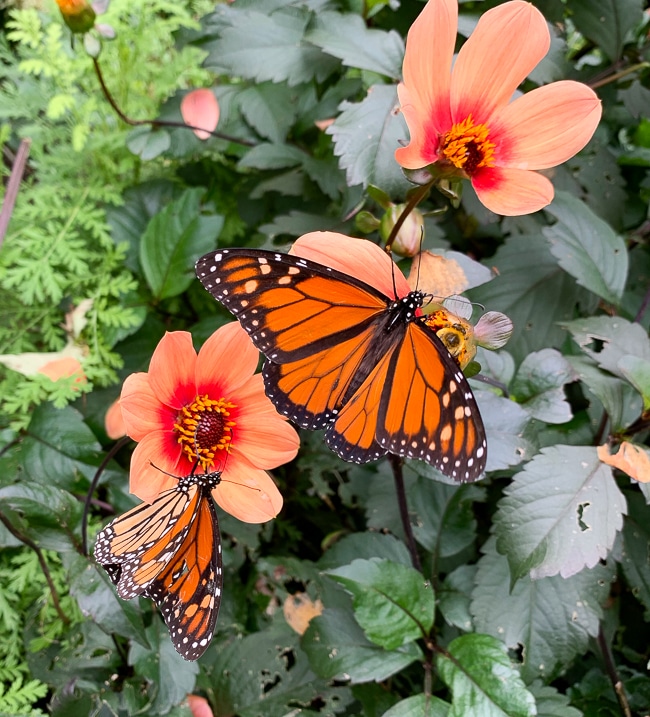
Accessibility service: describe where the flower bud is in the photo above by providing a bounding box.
[380,204,424,257]
[56,0,96,34]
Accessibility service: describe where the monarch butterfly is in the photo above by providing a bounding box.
[195,247,487,482]
[94,470,222,661]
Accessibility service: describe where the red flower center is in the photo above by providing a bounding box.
[174,394,237,469]
[439,115,496,175]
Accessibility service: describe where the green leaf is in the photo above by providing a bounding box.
[326,558,434,649]
[469,233,592,363]
[472,537,612,682]
[68,557,149,649]
[238,82,297,143]
[130,622,199,714]
[437,634,536,717]
[327,84,411,197]
[303,607,422,683]
[410,479,483,558]
[202,5,339,86]
[438,565,477,632]
[319,531,412,570]
[620,492,650,619]
[494,445,626,580]
[382,694,450,717]
[238,143,306,170]
[139,187,223,300]
[126,125,171,160]
[570,0,644,60]
[528,681,583,717]
[306,11,404,79]
[615,355,650,411]
[543,192,628,305]
[511,349,577,424]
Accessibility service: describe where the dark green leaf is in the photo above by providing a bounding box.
[494,445,626,580]
[476,390,533,472]
[139,188,223,300]
[319,531,412,570]
[303,607,422,683]
[543,192,627,304]
[126,126,171,160]
[620,492,650,618]
[438,565,477,632]
[327,84,411,197]
[326,558,434,649]
[238,143,306,170]
[238,83,297,143]
[437,634,536,717]
[569,0,644,60]
[306,11,404,79]
[382,694,450,717]
[511,349,577,424]
[472,537,612,682]
[130,622,199,714]
[528,681,583,717]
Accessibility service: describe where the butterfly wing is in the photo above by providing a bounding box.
[196,249,392,429]
[145,487,222,661]
[94,485,200,600]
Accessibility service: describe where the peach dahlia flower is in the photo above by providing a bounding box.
[119,323,299,523]
[395,0,602,216]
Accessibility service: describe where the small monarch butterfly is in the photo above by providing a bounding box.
[94,470,223,661]
[195,247,487,482]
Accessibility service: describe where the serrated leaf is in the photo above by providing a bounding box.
[126,126,171,160]
[570,0,644,60]
[620,492,650,618]
[494,445,627,580]
[238,82,297,143]
[238,143,306,170]
[140,188,223,300]
[543,193,627,305]
[327,84,410,196]
[511,349,577,424]
[382,694,450,717]
[471,537,612,682]
[438,565,477,632]
[617,355,650,410]
[326,558,434,649]
[306,11,404,79]
[437,634,536,717]
[302,607,422,683]
[319,532,412,570]
[528,681,583,717]
[410,479,483,558]
[202,5,339,86]
[469,233,592,363]
[475,390,532,472]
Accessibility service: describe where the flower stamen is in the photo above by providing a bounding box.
[175,394,237,470]
[439,115,496,175]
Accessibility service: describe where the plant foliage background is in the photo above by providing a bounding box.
[0,0,649,715]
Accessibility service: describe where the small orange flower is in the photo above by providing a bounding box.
[38,356,87,387]
[119,323,300,523]
[55,0,96,33]
[104,398,126,440]
[395,0,602,216]
[181,89,220,140]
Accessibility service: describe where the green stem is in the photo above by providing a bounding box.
[384,182,433,253]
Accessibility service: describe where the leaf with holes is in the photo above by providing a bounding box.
[494,445,627,580]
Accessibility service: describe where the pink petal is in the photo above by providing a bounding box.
[181,89,220,140]
[214,461,283,523]
[400,0,455,135]
[491,81,602,170]
[451,1,550,124]
[196,322,259,396]
[148,332,198,410]
[187,695,214,717]
[129,432,183,503]
[120,373,176,441]
[104,398,126,440]
[291,232,410,300]
[471,166,554,216]
[395,84,440,169]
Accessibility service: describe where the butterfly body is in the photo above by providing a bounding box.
[196,248,486,482]
[94,470,222,660]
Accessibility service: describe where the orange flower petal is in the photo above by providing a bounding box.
[196,322,259,396]
[181,89,220,140]
[187,695,214,717]
[291,232,410,300]
[395,85,438,168]
[105,398,126,440]
[492,81,602,170]
[129,432,183,503]
[451,1,550,124]
[38,356,86,383]
[472,166,553,216]
[400,0,455,134]
[148,332,197,410]
[213,462,283,523]
[121,373,175,442]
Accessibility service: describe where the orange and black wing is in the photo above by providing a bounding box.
[145,488,222,661]
[94,485,200,600]
[196,249,392,430]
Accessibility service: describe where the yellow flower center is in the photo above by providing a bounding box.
[439,115,496,175]
[174,394,236,470]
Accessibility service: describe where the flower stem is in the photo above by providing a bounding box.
[597,624,632,717]
[388,454,422,572]
[384,182,433,254]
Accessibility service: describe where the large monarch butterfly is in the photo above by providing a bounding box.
[94,470,222,661]
[195,247,487,482]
